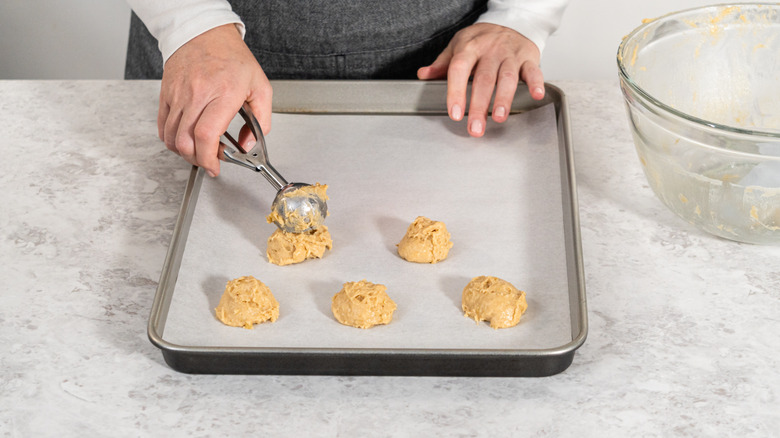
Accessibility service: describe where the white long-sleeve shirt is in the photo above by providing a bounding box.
[126,0,568,63]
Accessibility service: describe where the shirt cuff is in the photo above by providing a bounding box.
[127,0,246,63]
[475,0,568,54]
[158,13,246,63]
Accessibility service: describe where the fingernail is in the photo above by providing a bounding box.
[534,87,544,97]
[494,106,506,118]
[470,120,483,135]
[451,104,463,121]
[207,170,216,178]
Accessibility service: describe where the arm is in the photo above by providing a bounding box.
[125,0,271,177]
[418,0,569,137]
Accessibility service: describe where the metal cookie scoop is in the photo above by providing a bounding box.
[221,102,328,233]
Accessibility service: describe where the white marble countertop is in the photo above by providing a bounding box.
[1,80,778,436]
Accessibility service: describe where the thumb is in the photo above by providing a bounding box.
[246,77,273,135]
[417,46,454,80]
[247,97,272,136]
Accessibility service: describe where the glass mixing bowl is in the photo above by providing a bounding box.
[618,4,780,244]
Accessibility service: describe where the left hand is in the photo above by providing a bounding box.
[417,23,545,137]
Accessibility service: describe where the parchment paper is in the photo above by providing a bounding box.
[162,103,571,350]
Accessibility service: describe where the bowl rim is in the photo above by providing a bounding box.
[617,2,780,140]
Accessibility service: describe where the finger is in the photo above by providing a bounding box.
[237,124,256,152]
[417,45,453,80]
[193,97,244,177]
[521,61,545,100]
[491,60,521,123]
[467,60,500,137]
[236,100,271,152]
[158,98,170,142]
[217,141,228,161]
[246,80,273,136]
[163,108,184,154]
[174,107,201,166]
[235,85,272,152]
[446,52,478,122]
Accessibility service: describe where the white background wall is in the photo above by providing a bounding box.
[0,0,721,81]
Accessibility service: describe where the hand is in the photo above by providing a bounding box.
[417,23,545,138]
[159,24,272,177]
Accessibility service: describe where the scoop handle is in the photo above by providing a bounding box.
[222,102,288,191]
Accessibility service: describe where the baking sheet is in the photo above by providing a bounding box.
[149,80,586,376]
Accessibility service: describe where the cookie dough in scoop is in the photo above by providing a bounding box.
[266,183,328,233]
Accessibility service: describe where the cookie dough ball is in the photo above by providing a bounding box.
[267,226,333,266]
[462,276,527,329]
[215,276,279,329]
[331,280,397,329]
[397,216,453,263]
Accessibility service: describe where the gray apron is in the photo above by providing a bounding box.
[125,0,487,79]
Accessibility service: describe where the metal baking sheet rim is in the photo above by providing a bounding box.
[148,80,588,377]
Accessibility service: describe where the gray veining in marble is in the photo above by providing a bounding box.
[1,80,778,437]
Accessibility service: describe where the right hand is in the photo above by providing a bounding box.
[159,23,272,177]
